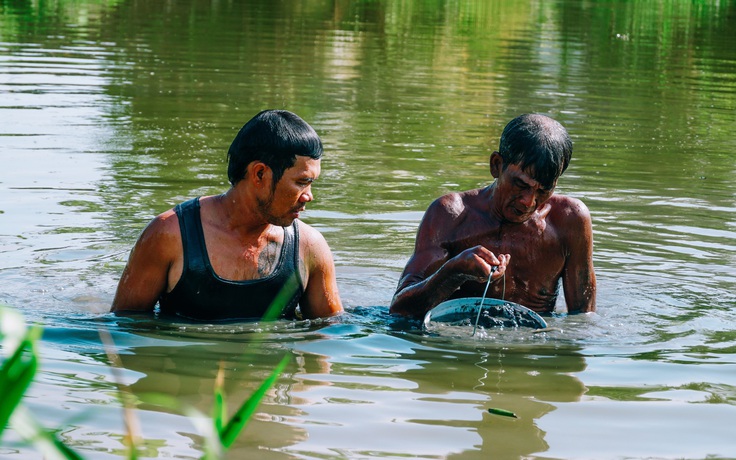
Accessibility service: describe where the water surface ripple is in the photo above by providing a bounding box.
[1,1,735,459]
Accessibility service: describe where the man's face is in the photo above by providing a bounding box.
[258,156,321,227]
[495,163,556,223]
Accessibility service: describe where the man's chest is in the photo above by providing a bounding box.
[446,220,567,274]
[449,226,566,309]
[192,225,286,281]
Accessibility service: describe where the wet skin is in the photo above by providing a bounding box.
[390,152,596,318]
[111,156,343,319]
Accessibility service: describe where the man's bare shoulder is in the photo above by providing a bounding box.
[135,208,182,255]
[296,219,332,262]
[295,219,338,291]
[427,188,485,221]
[296,219,326,243]
[547,194,592,227]
[142,208,179,235]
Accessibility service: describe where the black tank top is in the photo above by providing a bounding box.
[159,197,304,321]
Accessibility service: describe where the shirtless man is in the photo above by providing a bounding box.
[111,109,343,321]
[390,113,596,319]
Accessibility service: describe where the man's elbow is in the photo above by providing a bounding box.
[388,303,406,316]
[568,304,596,314]
[389,294,423,319]
[300,294,344,319]
[110,295,156,314]
[567,293,596,314]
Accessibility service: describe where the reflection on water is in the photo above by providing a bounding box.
[34,313,591,458]
[1,0,736,458]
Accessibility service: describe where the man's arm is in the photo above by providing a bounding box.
[560,198,596,313]
[111,212,179,313]
[297,224,343,319]
[390,196,509,319]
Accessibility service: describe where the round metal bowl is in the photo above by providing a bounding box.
[423,297,548,330]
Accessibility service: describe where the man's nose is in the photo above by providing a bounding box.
[518,189,535,208]
[300,187,314,202]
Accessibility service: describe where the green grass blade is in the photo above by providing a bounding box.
[212,364,227,435]
[0,341,38,432]
[0,327,42,441]
[0,338,33,394]
[218,354,290,448]
[0,308,80,459]
[260,274,299,322]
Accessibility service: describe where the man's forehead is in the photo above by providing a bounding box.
[505,163,554,188]
[290,156,321,174]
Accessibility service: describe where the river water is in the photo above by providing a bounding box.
[1,1,735,458]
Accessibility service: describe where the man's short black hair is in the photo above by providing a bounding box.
[498,113,573,189]
[227,109,323,186]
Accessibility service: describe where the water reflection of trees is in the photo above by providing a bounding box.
[109,321,338,456]
[3,0,733,243]
[4,0,733,220]
[109,318,587,458]
[392,339,588,459]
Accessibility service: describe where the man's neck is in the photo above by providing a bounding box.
[483,183,506,224]
[207,188,271,239]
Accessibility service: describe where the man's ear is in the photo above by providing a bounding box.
[248,162,272,188]
[490,152,503,178]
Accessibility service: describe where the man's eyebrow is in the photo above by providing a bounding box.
[514,176,536,187]
[516,174,553,191]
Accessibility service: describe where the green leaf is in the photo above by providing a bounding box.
[0,332,40,441]
[218,354,290,448]
[261,274,299,322]
[212,365,227,435]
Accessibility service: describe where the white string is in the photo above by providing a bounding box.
[472,266,496,336]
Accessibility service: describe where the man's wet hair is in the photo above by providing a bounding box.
[227,109,323,187]
[497,114,573,189]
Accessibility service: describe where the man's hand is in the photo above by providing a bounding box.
[447,245,510,284]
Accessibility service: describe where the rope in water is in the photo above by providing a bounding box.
[471,265,506,336]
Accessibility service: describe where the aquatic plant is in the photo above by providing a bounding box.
[215,355,290,448]
[0,306,83,459]
[0,306,39,439]
[0,304,289,459]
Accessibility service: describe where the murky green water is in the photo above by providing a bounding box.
[1,0,735,458]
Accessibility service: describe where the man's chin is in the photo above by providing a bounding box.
[270,215,298,227]
[505,209,533,223]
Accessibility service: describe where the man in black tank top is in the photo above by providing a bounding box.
[111,110,343,321]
